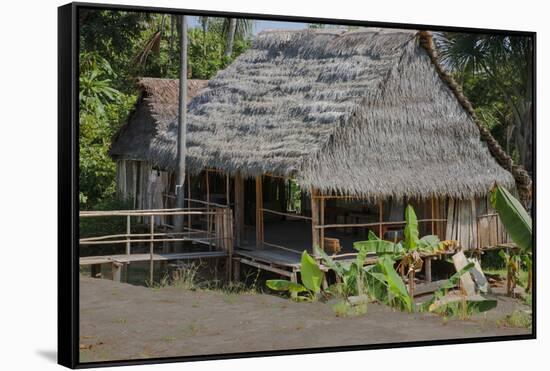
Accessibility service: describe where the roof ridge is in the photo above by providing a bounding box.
[417,30,532,204]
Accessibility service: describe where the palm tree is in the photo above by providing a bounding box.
[437,33,533,174]
[222,18,253,58]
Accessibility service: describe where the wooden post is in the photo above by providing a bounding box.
[425,257,432,283]
[255,176,263,249]
[149,214,154,284]
[187,172,192,232]
[378,200,383,239]
[91,264,101,279]
[126,215,131,255]
[225,208,234,282]
[234,172,244,247]
[319,196,325,253]
[112,262,122,283]
[215,209,223,250]
[206,169,212,250]
[226,173,230,207]
[311,188,320,256]
[233,259,240,282]
[290,271,298,299]
[431,197,435,235]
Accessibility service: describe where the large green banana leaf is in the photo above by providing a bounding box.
[378,255,413,312]
[266,279,306,294]
[490,185,532,252]
[300,250,323,293]
[403,205,419,251]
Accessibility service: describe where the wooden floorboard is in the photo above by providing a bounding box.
[80,251,228,265]
[236,248,301,268]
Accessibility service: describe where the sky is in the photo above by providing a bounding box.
[188,17,307,35]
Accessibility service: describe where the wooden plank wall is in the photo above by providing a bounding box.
[446,197,509,250]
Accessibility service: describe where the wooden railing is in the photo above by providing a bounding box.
[79,207,233,282]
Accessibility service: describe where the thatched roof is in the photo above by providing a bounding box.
[110,78,207,161]
[114,28,525,200]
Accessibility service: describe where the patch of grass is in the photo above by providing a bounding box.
[113,318,127,325]
[483,268,529,288]
[497,310,532,329]
[150,263,202,290]
[181,322,201,336]
[522,293,532,307]
[332,301,368,318]
[162,336,176,342]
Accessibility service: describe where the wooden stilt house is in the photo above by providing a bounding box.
[110,28,531,275]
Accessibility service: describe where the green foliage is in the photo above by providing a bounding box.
[438,33,533,170]
[418,262,497,318]
[490,185,532,253]
[418,262,475,312]
[79,194,134,256]
[366,255,413,312]
[403,205,419,251]
[266,250,323,302]
[188,27,251,79]
[331,300,368,317]
[318,247,367,299]
[498,310,532,329]
[490,185,533,295]
[78,12,253,208]
[300,250,324,293]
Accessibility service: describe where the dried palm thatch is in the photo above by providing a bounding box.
[110,78,208,161]
[115,28,524,200]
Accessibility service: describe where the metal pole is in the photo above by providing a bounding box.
[175,15,188,234]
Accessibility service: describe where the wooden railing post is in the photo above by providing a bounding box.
[126,215,131,255]
[310,187,320,256]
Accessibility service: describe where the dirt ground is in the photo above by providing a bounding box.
[79,276,531,363]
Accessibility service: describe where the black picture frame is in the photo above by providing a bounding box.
[58,2,537,368]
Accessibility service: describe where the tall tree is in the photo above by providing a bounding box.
[438,33,533,174]
[222,18,252,58]
[225,18,237,58]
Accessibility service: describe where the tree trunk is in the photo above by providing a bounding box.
[408,269,415,298]
[225,18,237,58]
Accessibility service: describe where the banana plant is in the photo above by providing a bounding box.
[418,262,497,317]
[266,250,324,302]
[354,205,451,297]
[490,184,533,295]
[364,255,414,312]
[317,246,368,299]
[319,244,412,312]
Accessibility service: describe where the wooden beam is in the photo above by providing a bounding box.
[378,200,383,239]
[310,187,320,256]
[234,172,244,247]
[255,176,263,249]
